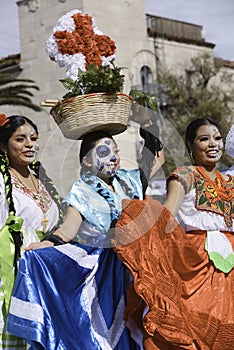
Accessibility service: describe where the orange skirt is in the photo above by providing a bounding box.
[113,197,234,350]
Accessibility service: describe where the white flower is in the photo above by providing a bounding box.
[92,18,103,35]
[45,9,116,80]
[55,9,80,33]
[66,54,86,80]
[102,54,116,66]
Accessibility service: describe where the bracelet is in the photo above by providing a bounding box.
[141,120,152,128]
[44,234,67,246]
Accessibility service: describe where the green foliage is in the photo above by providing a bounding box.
[129,89,158,112]
[157,53,234,174]
[0,73,42,112]
[60,60,125,100]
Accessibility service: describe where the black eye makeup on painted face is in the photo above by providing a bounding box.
[96,145,111,158]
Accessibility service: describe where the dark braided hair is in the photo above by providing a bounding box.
[0,115,39,271]
[0,115,63,223]
[0,151,15,215]
[0,150,21,273]
[0,115,63,270]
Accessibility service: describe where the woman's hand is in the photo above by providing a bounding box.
[25,240,54,251]
[131,102,152,127]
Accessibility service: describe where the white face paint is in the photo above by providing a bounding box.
[91,137,120,178]
[191,124,223,166]
[7,123,39,167]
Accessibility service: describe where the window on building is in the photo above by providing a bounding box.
[140,65,153,93]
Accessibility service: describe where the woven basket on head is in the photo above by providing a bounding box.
[50,92,132,140]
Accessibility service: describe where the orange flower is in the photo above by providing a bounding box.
[53,12,116,70]
[0,114,10,127]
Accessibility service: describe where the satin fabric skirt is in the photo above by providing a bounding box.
[7,244,140,350]
[114,198,234,350]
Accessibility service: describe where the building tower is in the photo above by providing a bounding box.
[3,1,220,194]
[12,0,156,194]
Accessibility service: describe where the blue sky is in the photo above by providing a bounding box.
[144,0,234,61]
[1,0,234,60]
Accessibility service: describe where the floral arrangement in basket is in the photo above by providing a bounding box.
[45,9,132,139]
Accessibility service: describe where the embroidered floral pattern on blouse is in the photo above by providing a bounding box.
[11,177,53,213]
[195,172,234,227]
[168,167,234,227]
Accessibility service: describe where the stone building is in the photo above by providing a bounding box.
[1,0,233,195]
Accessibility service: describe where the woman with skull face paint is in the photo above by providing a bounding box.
[7,118,164,349]
[7,8,164,347]
[0,114,63,349]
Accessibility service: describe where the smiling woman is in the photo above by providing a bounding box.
[165,118,225,216]
[113,117,234,349]
[6,124,39,170]
[0,114,63,349]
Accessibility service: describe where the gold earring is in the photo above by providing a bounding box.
[189,151,195,165]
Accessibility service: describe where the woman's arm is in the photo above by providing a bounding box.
[25,206,83,250]
[164,179,185,217]
[55,206,83,242]
[149,150,165,179]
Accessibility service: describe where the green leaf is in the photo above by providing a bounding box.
[61,60,125,99]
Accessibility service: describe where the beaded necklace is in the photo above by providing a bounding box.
[9,167,48,232]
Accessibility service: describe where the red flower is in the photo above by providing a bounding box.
[53,12,116,70]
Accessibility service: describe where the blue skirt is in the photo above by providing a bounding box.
[7,244,140,350]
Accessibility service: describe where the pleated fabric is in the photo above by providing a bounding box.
[114,198,234,350]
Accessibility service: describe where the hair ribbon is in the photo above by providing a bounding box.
[0,114,10,127]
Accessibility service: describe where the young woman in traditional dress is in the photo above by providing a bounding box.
[7,111,164,349]
[0,114,63,349]
[114,118,234,350]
